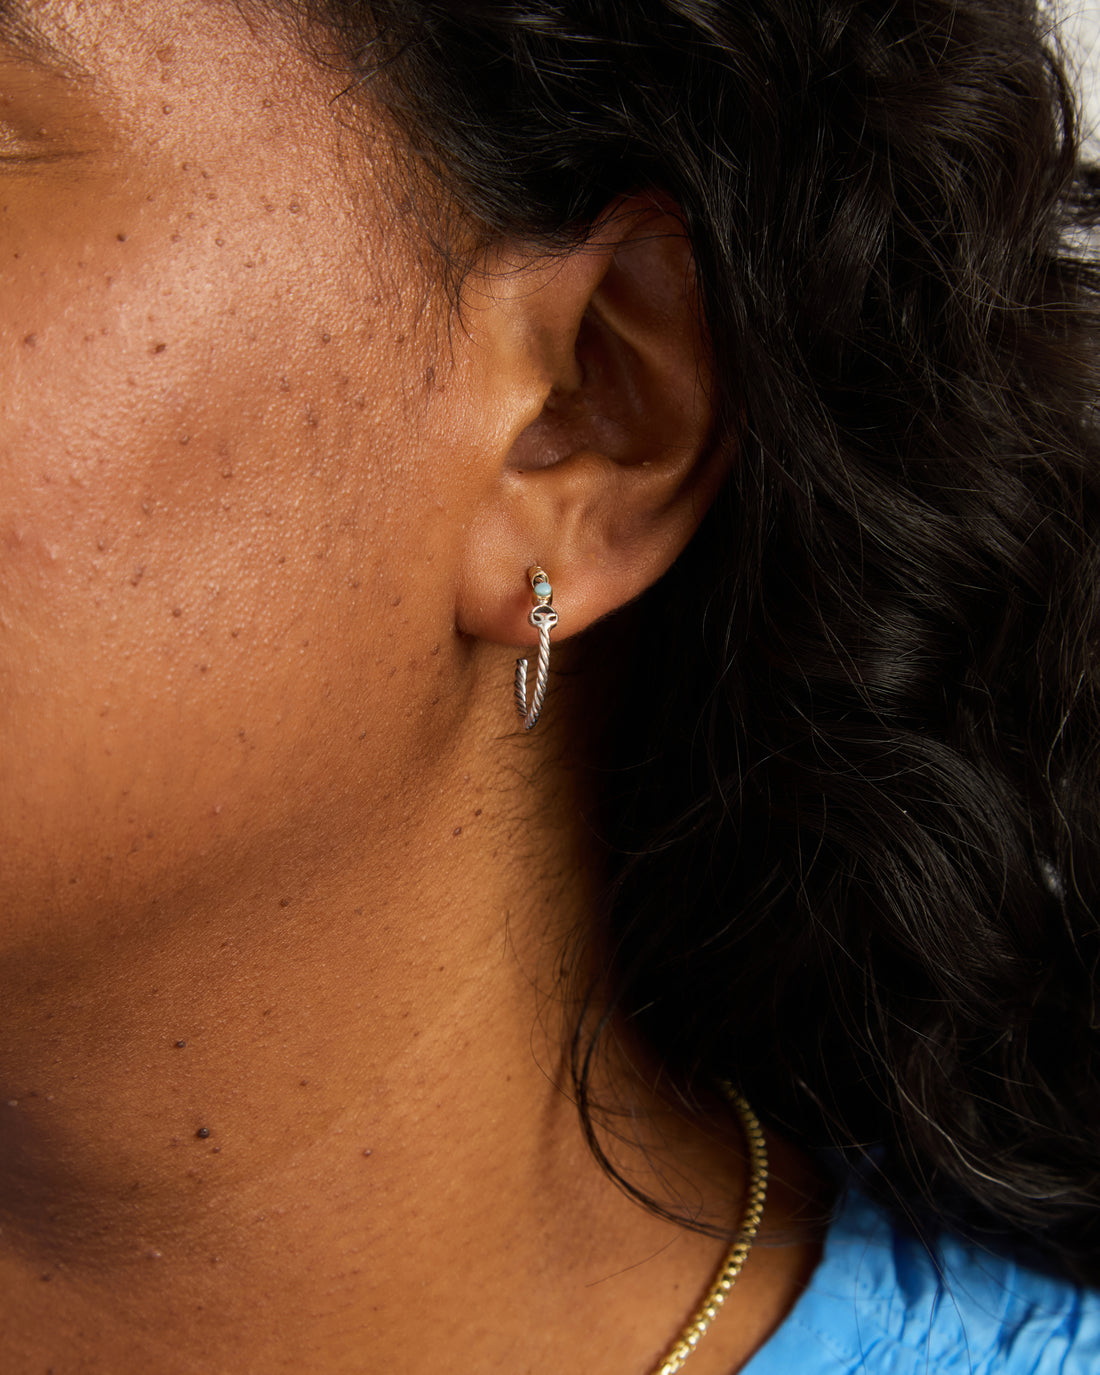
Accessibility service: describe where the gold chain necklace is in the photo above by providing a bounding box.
[649,1090,769,1375]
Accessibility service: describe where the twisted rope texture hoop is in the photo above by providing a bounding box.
[515,568,557,731]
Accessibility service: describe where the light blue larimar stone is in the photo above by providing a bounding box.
[533,579,552,598]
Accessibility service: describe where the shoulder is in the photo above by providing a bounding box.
[741,1187,1100,1375]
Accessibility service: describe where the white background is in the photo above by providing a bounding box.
[1061,1,1100,147]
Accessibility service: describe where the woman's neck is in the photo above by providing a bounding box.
[0,709,820,1373]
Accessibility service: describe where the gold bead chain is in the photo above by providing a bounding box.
[649,1090,769,1375]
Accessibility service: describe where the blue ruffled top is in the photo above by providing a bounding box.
[742,1188,1100,1373]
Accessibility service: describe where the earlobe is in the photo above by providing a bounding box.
[454,196,726,651]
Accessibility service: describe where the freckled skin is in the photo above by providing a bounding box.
[0,2,466,943]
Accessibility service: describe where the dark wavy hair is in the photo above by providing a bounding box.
[273,0,1100,1281]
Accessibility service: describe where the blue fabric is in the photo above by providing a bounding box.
[742,1189,1100,1373]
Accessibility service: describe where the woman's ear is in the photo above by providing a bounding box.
[453,196,728,648]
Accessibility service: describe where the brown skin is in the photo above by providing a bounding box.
[0,2,822,1371]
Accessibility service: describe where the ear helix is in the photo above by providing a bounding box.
[514,567,557,731]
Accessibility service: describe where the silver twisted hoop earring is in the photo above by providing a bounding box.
[514,566,557,732]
